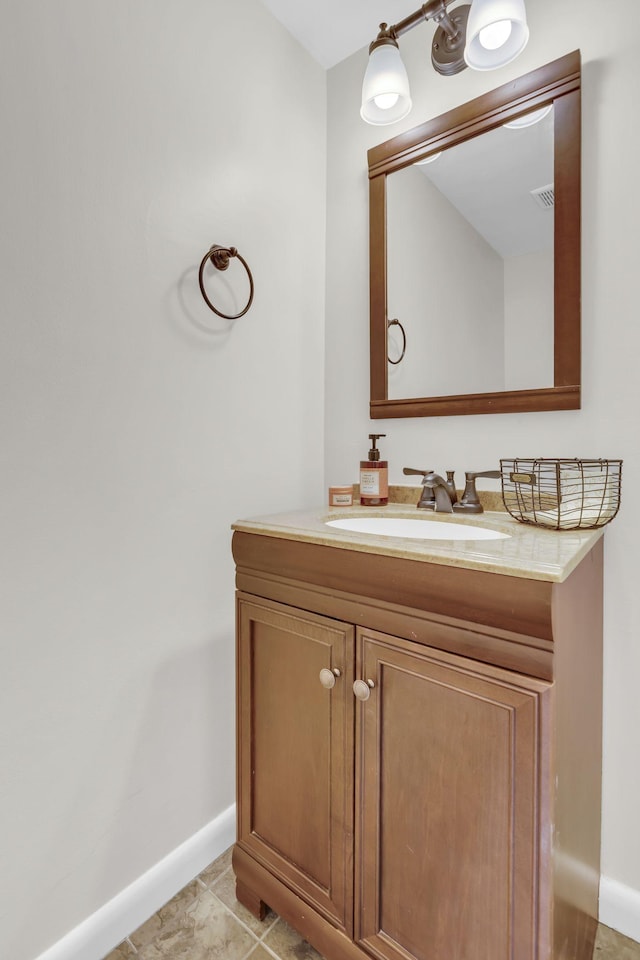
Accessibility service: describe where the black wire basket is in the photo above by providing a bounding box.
[500,459,623,530]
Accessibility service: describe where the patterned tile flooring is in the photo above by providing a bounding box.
[595,925,640,960]
[103,846,322,960]
[104,846,640,960]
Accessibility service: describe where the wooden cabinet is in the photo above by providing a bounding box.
[355,628,548,960]
[232,531,603,960]
[236,598,354,933]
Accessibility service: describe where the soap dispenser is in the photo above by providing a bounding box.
[360,434,389,506]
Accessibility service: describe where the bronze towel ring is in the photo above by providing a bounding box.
[198,245,254,319]
[387,318,406,365]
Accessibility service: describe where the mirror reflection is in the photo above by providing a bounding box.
[387,105,554,400]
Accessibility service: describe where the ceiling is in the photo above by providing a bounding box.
[414,107,554,258]
[260,0,421,69]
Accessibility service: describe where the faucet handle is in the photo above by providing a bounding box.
[467,470,501,480]
[402,467,432,477]
[452,469,500,514]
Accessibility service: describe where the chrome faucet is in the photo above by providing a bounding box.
[403,468,457,512]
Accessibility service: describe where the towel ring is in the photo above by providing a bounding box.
[198,244,254,319]
[387,318,406,365]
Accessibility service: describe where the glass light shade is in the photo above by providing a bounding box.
[479,19,512,50]
[415,152,442,165]
[503,103,552,128]
[464,0,529,71]
[361,43,412,125]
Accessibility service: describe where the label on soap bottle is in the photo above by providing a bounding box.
[360,470,380,495]
[360,469,388,497]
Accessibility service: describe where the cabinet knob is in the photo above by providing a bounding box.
[353,679,375,701]
[319,667,341,689]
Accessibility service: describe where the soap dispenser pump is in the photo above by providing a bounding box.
[360,434,389,506]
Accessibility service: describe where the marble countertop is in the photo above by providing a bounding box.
[232,501,605,583]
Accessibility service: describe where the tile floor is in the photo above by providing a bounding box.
[104,846,640,960]
[103,846,322,960]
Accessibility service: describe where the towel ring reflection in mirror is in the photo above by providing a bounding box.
[198,244,254,319]
[387,318,406,365]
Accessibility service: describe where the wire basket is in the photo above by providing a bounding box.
[500,459,622,530]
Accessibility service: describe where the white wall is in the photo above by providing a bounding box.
[326,0,640,938]
[504,249,554,391]
[0,3,326,959]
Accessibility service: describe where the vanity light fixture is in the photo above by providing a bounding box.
[361,0,529,125]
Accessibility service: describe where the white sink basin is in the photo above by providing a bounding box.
[326,516,510,541]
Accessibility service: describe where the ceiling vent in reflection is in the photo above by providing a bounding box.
[530,183,555,209]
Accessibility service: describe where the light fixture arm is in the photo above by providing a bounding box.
[369,1,473,79]
[382,0,462,44]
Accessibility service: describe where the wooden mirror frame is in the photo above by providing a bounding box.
[368,50,581,419]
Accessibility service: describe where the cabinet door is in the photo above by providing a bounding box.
[355,628,549,960]
[236,595,355,933]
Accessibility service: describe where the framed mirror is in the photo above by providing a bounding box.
[368,51,581,418]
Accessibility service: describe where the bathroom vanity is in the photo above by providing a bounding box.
[231,504,603,960]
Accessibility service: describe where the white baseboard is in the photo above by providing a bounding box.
[600,874,640,944]
[34,803,236,960]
